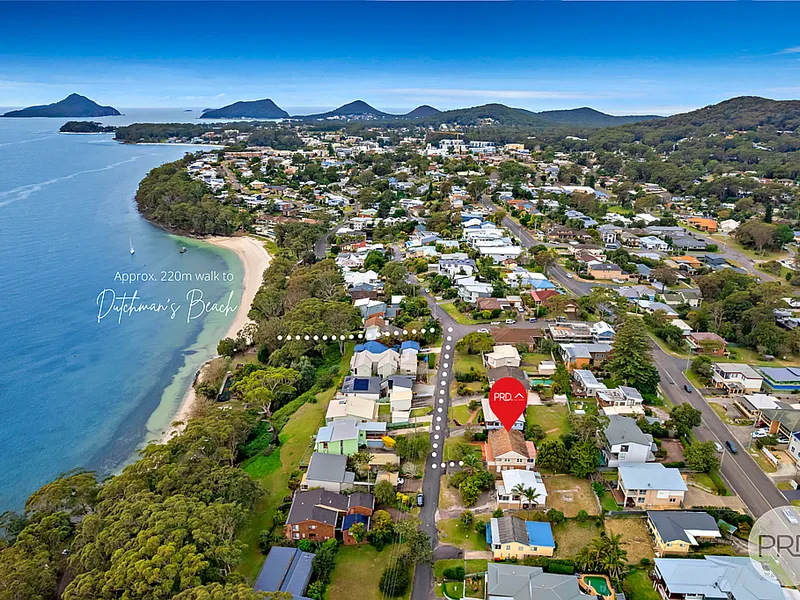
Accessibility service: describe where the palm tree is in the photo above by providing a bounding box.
[601,533,628,581]
[522,487,541,508]
[511,482,526,502]
[461,452,482,476]
[575,546,595,572]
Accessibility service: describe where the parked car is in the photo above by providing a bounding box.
[683,384,693,393]
[784,507,799,525]
[752,430,768,439]
[490,321,501,326]
[726,440,738,454]
[477,328,490,334]
[529,317,538,323]
[566,273,574,279]
[504,318,516,324]
[416,493,424,507]
[778,436,790,444]
[714,442,724,453]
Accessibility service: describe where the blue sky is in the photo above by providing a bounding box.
[2,2,800,115]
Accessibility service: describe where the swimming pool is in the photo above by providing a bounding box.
[584,575,612,596]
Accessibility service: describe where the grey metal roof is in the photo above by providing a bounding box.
[486,564,586,600]
[306,452,349,483]
[605,415,653,447]
[619,463,687,492]
[655,556,783,600]
[647,511,719,544]
[286,489,348,526]
[493,516,529,545]
[254,546,314,597]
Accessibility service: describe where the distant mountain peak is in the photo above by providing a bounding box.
[2,94,121,118]
[199,98,289,120]
[404,105,441,118]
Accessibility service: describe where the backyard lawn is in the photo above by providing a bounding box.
[623,570,661,600]
[604,517,655,564]
[526,404,569,440]
[434,559,489,579]
[439,300,492,325]
[449,403,474,424]
[600,491,620,512]
[521,352,552,367]
[543,474,601,517]
[437,516,490,551]
[553,520,602,558]
[454,352,487,376]
[236,349,353,582]
[327,545,410,600]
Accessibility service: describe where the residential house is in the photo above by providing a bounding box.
[572,369,608,398]
[672,236,708,251]
[314,419,386,456]
[720,219,740,234]
[591,321,616,343]
[647,511,721,556]
[350,342,400,378]
[487,517,555,560]
[456,276,494,304]
[485,344,522,369]
[487,366,530,387]
[587,262,625,280]
[687,217,718,232]
[759,366,800,392]
[485,564,589,600]
[686,332,727,355]
[602,415,655,467]
[285,488,374,543]
[618,463,687,508]
[482,396,525,431]
[495,469,548,509]
[490,326,544,351]
[635,300,679,319]
[560,343,612,370]
[325,395,378,423]
[254,546,314,597]
[341,376,381,401]
[301,453,356,493]
[653,556,783,600]
[384,375,414,423]
[711,363,764,394]
[353,298,387,320]
[399,340,419,376]
[638,236,670,252]
[487,429,537,472]
[549,322,594,343]
[597,386,645,416]
[528,289,562,306]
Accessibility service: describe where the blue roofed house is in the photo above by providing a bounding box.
[759,366,800,392]
[486,516,555,559]
[400,340,420,376]
[350,341,400,378]
[254,546,314,599]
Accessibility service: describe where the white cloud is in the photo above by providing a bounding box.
[778,46,800,54]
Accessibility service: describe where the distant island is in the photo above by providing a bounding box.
[59,121,116,133]
[200,99,290,119]
[2,93,121,118]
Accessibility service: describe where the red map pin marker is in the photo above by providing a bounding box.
[489,377,528,432]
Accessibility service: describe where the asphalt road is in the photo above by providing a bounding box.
[652,343,788,516]
[314,219,341,259]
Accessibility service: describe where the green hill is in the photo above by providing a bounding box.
[200,99,289,119]
[2,93,121,118]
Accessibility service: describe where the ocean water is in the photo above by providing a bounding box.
[0,109,246,510]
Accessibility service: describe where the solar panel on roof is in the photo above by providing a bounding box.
[354,378,369,391]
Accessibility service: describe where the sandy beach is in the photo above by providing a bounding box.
[163,235,271,440]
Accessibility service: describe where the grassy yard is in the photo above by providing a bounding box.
[543,474,601,517]
[526,404,569,440]
[434,559,489,579]
[521,352,552,367]
[553,519,602,558]
[605,517,655,564]
[439,300,492,325]
[411,406,433,417]
[749,450,778,474]
[327,545,410,600]
[443,577,485,599]
[449,403,474,424]
[600,491,620,512]
[709,401,737,425]
[437,517,490,551]
[687,472,718,493]
[454,352,487,376]
[236,349,353,582]
[623,570,661,600]
[439,475,461,511]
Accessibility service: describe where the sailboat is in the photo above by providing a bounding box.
[129,238,135,255]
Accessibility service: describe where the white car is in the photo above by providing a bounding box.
[714,442,724,453]
[566,273,574,279]
[504,319,516,324]
[490,321,501,326]
[784,507,799,525]
[477,328,490,334]
[752,430,768,439]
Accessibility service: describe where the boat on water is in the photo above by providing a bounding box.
[129,238,135,255]
[179,247,187,254]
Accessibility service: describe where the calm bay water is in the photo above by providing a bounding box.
[0,109,246,509]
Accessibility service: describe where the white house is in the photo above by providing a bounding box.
[481,397,525,431]
[602,415,656,467]
[495,469,548,509]
[485,345,522,369]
